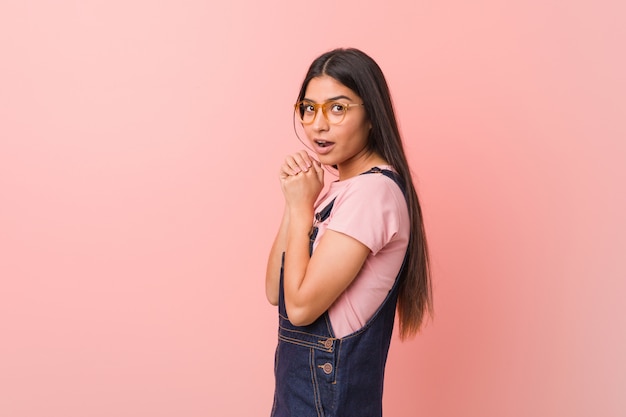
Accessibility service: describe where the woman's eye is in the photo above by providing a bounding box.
[303,104,315,113]
[330,103,346,113]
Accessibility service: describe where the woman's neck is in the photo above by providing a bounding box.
[336,150,388,181]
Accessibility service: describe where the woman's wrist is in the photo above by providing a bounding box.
[288,204,314,221]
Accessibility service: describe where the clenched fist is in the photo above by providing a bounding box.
[279,150,325,211]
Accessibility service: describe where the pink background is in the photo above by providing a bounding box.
[1,1,624,416]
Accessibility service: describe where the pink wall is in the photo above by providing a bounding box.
[1,1,624,416]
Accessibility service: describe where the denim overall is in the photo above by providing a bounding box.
[271,168,407,417]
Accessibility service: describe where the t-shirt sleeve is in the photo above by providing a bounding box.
[326,176,404,255]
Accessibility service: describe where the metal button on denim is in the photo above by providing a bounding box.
[321,363,333,374]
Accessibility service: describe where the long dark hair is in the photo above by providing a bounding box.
[297,48,433,339]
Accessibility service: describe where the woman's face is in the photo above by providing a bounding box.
[301,75,372,172]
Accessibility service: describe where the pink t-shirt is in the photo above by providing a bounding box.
[312,167,410,338]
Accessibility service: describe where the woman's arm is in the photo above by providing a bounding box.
[265,150,314,306]
[279,155,370,326]
[283,224,370,326]
[265,208,289,305]
[267,150,370,324]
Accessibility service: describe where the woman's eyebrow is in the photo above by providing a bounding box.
[303,95,353,103]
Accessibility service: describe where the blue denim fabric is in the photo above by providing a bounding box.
[271,168,406,417]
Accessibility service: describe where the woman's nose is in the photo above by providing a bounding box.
[312,106,329,131]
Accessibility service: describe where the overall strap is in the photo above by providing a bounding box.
[366,166,406,194]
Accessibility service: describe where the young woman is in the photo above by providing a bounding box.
[265,48,433,417]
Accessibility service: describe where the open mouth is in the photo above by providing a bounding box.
[315,140,334,148]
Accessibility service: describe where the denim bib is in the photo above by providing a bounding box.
[271,168,407,417]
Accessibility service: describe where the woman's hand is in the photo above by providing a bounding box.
[279,150,324,210]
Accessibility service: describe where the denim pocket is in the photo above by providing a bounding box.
[278,316,336,353]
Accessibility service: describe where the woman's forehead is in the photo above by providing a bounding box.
[304,75,359,101]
